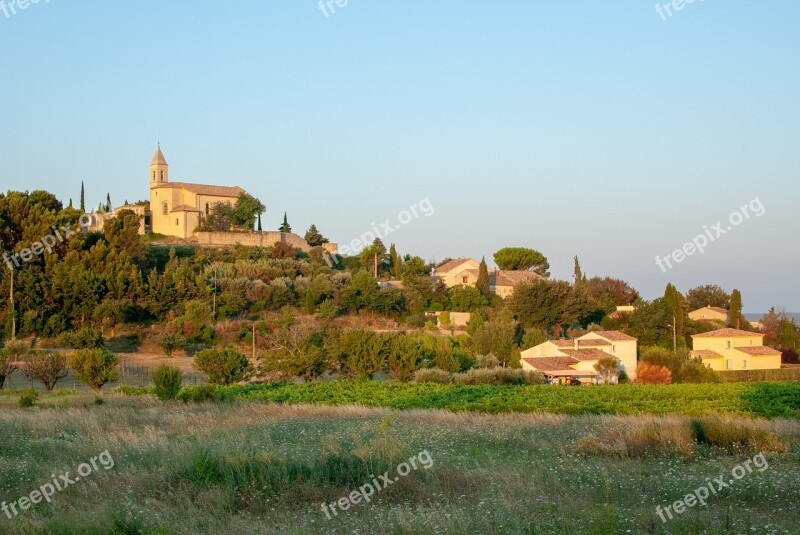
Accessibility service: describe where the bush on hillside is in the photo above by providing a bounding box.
[152,364,183,400]
[68,348,120,391]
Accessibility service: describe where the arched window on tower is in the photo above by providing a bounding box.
[160,170,164,181]
[152,171,155,180]
[162,202,168,215]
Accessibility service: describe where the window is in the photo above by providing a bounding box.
[742,360,747,369]
[612,345,616,353]
[160,170,164,181]
[175,218,179,226]
[726,341,731,349]
[162,202,168,215]
[725,359,732,370]
[462,276,468,284]
[205,203,209,215]
[152,171,155,180]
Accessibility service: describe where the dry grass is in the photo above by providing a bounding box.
[1,397,799,534]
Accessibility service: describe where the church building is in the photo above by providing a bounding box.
[149,145,246,239]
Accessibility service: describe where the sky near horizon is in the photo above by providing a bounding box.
[0,1,798,312]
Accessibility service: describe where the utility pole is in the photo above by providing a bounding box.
[212,267,217,322]
[8,266,15,339]
[672,314,677,352]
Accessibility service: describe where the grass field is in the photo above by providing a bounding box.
[1,394,799,534]
[205,381,800,418]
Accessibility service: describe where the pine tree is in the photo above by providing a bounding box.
[304,225,329,246]
[477,257,491,298]
[80,181,85,212]
[279,213,292,233]
[729,289,744,329]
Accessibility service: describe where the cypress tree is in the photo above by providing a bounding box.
[279,213,292,233]
[729,289,743,329]
[80,181,85,212]
[477,257,491,298]
[573,256,584,286]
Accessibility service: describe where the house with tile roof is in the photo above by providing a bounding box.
[688,306,729,323]
[690,328,782,371]
[432,258,543,297]
[520,330,638,383]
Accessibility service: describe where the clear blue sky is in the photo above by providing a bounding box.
[1,1,798,312]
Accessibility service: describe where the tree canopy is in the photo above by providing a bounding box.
[493,247,550,276]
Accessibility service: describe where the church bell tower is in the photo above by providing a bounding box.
[150,144,169,187]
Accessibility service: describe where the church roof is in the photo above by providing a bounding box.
[170,204,201,212]
[150,145,168,166]
[152,182,245,198]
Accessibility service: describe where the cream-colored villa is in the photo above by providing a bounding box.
[521,330,638,383]
[148,146,245,239]
[690,328,782,371]
[688,306,729,323]
[432,257,543,297]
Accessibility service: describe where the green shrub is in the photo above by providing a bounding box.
[454,367,545,385]
[177,385,219,403]
[68,349,120,391]
[158,333,187,357]
[59,328,105,349]
[475,355,500,369]
[152,364,183,400]
[18,388,38,408]
[414,368,453,384]
[193,348,253,385]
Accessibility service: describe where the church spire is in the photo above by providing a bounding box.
[150,144,169,186]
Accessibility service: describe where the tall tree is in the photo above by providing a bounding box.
[359,245,382,278]
[573,256,584,286]
[304,224,329,247]
[388,244,402,279]
[663,283,686,349]
[493,247,550,276]
[476,256,490,298]
[686,284,731,310]
[279,212,292,233]
[106,192,112,211]
[232,193,265,230]
[729,289,744,329]
[257,212,262,232]
[80,181,85,212]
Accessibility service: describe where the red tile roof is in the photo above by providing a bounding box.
[691,349,724,359]
[436,258,476,274]
[560,348,615,361]
[493,270,544,287]
[152,182,245,198]
[692,328,763,338]
[584,331,637,341]
[734,346,782,356]
[522,356,579,372]
[170,204,201,212]
[577,339,611,346]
